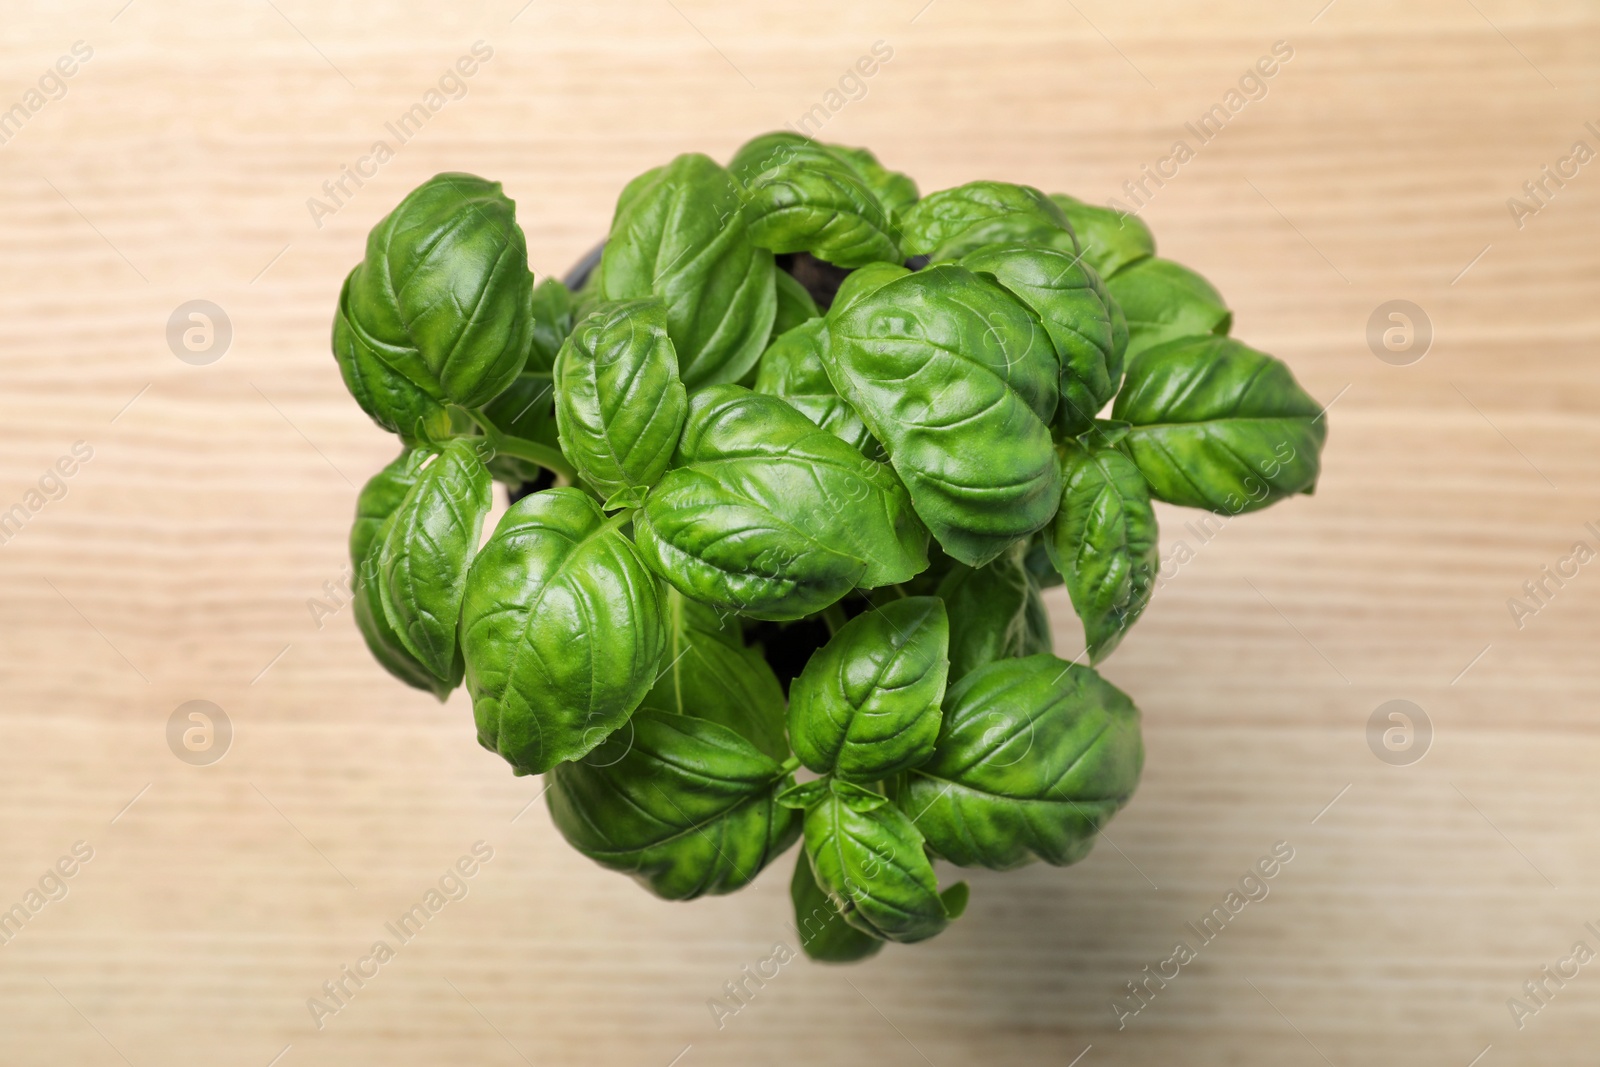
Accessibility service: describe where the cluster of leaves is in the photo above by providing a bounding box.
[332,135,1326,962]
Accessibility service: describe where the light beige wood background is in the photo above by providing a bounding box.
[2,0,1598,1063]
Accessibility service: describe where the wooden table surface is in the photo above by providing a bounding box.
[2,1,1598,1063]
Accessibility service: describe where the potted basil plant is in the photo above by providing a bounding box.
[331,132,1326,962]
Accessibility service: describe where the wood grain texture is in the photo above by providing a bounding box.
[1,0,1597,1063]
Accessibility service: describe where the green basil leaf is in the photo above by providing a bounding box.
[728,132,902,268]
[635,386,929,621]
[527,276,575,374]
[373,438,492,680]
[350,448,461,700]
[1104,256,1231,359]
[940,880,970,918]
[788,596,949,781]
[1047,439,1159,663]
[791,851,886,963]
[804,779,955,943]
[822,264,1062,567]
[341,173,533,408]
[959,243,1124,436]
[1111,335,1326,513]
[643,589,789,762]
[936,541,1052,681]
[753,319,879,457]
[553,299,688,506]
[350,447,432,572]
[825,142,919,220]
[1049,194,1155,277]
[460,488,668,775]
[478,371,560,486]
[547,707,799,899]
[900,181,1075,262]
[598,153,777,388]
[1104,272,1131,382]
[896,654,1143,870]
[333,268,448,441]
[830,262,912,315]
[772,267,822,339]
[776,778,831,810]
[353,578,461,700]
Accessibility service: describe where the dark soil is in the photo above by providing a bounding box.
[774,252,854,310]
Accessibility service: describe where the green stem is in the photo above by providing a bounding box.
[457,405,579,482]
[820,604,848,637]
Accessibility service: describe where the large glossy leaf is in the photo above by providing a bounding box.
[341,173,532,408]
[1048,436,1159,664]
[553,299,688,508]
[728,132,902,268]
[752,319,878,456]
[350,448,460,700]
[333,268,448,441]
[799,779,962,943]
[1112,335,1326,513]
[634,386,929,621]
[643,589,789,762]
[460,488,667,775]
[546,707,799,899]
[936,542,1052,681]
[896,655,1143,870]
[526,276,575,374]
[1049,194,1155,278]
[373,438,492,680]
[960,243,1125,436]
[1104,256,1231,359]
[825,143,919,219]
[788,597,949,780]
[822,264,1062,567]
[791,851,885,963]
[598,153,777,388]
[900,181,1075,262]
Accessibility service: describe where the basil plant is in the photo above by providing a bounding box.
[333,136,1326,963]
